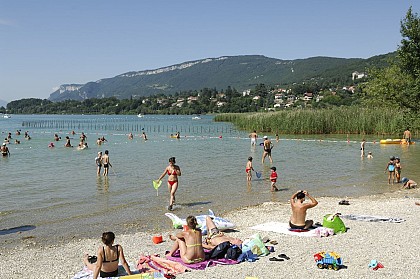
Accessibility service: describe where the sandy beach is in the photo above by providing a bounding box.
[1,188,419,279]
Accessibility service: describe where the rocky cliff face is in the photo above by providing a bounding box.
[49,84,85,101]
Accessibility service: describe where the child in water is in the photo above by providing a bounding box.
[270,167,279,192]
[95,152,102,175]
[367,151,373,159]
[385,156,396,184]
[246,157,254,181]
[394,157,402,183]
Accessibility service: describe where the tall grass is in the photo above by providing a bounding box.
[215,107,418,135]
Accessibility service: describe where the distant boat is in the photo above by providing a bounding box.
[3,114,11,119]
[137,114,144,118]
[192,116,201,120]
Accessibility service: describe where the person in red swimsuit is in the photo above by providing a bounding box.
[246,156,254,181]
[157,157,181,211]
[270,167,279,192]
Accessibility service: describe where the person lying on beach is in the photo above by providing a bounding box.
[290,190,318,230]
[167,216,205,264]
[83,231,132,279]
[401,177,417,189]
[202,216,242,249]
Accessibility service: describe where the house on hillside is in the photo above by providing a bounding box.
[242,89,251,96]
[274,93,285,100]
[352,71,366,80]
[342,86,355,93]
[302,92,313,101]
[187,96,198,103]
[216,101,226,107]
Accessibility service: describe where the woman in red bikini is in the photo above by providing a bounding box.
[158,157,181,211]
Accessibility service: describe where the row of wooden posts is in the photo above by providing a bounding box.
[21,120,235,134]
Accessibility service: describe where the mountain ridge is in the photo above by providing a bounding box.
[48,54,394,101]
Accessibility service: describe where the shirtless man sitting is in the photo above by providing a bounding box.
[290,190,318,230]
[202,216,242,249]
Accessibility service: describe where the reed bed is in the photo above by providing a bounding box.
[214,107,416,135]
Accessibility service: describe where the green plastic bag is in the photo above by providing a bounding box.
[323,214,346,234]
[242,233,270,256]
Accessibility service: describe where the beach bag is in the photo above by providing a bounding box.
[323,214,346,234]
[226,245,242,260]
[241,233,270,256]
[209,241,230,259]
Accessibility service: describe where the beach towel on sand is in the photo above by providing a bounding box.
[251,222,317,237]
[341,214,405,223]
[137,255,188,275]
[165,249,238,270]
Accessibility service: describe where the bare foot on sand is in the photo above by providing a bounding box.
[415,202,420,206]
[83,254,89,266]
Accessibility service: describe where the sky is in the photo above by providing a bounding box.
[0,0,418,102]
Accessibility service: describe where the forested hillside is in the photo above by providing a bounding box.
[48,53,394,101]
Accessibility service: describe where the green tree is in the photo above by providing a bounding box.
[363,7,420,113]
[398,7,420,79]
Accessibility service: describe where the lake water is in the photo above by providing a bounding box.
[0,114,419,249]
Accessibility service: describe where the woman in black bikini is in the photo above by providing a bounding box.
[83,231,132,278]
[157,157,181,211]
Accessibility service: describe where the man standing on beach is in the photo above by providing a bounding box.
[249,130,258,147]
[290,190,318,230]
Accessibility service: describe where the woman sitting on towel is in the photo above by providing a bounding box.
[83,231,132,278]
[167,216,205,264]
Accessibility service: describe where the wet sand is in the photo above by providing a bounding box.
[1,188,419,279]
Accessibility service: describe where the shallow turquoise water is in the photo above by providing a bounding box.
[0,114,418,248]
